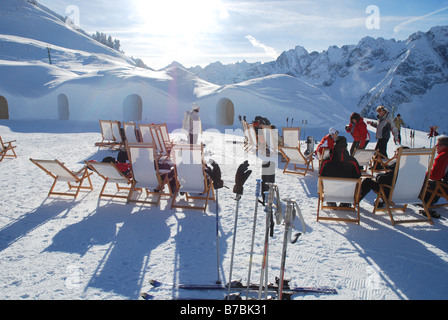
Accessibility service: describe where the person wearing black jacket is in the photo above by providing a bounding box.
[320,136,361,207]
[320,136,361,179]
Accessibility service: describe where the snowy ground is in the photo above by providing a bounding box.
[0,120,447,301]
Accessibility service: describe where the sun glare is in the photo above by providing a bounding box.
[134,0,229,37]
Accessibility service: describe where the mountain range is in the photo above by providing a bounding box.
[187,26,448,132]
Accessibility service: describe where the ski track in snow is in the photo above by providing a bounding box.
[0,120,447,300]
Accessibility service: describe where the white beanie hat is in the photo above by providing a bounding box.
[192,103,200,111]
[329,127,338,135]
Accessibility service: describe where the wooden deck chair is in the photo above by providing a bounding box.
[372,147,436,226]
[317,177,362,224]
[157,123,173,148]
[30,159,93,198]
[242,121,249,150]
[246,124,258,153]
[426,180,448,209]
[123,122,140,144]
[110,121,124,149]
[126,144,173,205]
[371,152,389,172]
[85,161,133,200]
[95,120,115,148]
[282,127,300,148]
[150,125,170,162]
[138,124,154,144]
[170,144,214,212]
[279,146,314,176]
[0,136,17,161]
[353,149,377,177]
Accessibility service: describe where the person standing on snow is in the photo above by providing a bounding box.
[345,112,370,156]
[182,103,202,144]
[393,114,406,145]
[367,106,399,159]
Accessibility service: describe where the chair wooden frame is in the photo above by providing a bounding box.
[30,159,93,198]
[279,146,314,176]
[170,144,214,212]
[126,144,173,206]
[157,123,173,148]
[317,177,362,225]
[85,161,133,200]
[372,147,436,226]
[426,180,448,209]
[353,149,377,177]
[1,136,17,161]
[282,127,301,148]
[150,125,171,162]
[95,120,116,148]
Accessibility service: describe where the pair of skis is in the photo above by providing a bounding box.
[141,279,337,300]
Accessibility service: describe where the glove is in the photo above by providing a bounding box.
[233,161,252,195]
[206,160,224,189]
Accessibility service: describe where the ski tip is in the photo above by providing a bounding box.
[149,279,161,287]
[140,292,155,300]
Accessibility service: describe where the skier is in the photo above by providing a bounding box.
[315,127,338,157]
[345,113,370,156]
[367,106,399,159]
[182,103,202,144]
[393,114,406,145]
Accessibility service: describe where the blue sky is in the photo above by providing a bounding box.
[37,0,448,69]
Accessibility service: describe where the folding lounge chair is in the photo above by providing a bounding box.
[30,159,93,198]
[0,136,17,161]
[127,144,173,205]
[95,120,116,148]
[353,149,377,177]
[282,127,300,148]
[150,125,170,162]
[110,121,125,149]
[170,144,214,212]
[85,161,133,200]
[138,123,154,144]
[426,180,448,209]
[246,124,258,153]
[123,122,140,144]
[157,123,173,148]
[373,147,436,226]
[279,145,314,176]
[317,177,362,224]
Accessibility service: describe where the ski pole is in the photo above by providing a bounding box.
[258,183,275,300]
[278,199,304,300]
[246,179,262,299]
[215,189,221,284]
[228,194,241,297]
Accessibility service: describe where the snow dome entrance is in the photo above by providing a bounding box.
[123,94,142,121]
[0,96,9,119]
[216,98,235,126]
[58,94,69,120]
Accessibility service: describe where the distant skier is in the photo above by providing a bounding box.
[393,114,406,145]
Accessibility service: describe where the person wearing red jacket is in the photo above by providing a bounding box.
[423,136,448,217]
[345,113,370,156]
[316,127,338,156]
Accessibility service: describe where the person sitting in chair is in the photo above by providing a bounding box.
[320,136,361,207]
